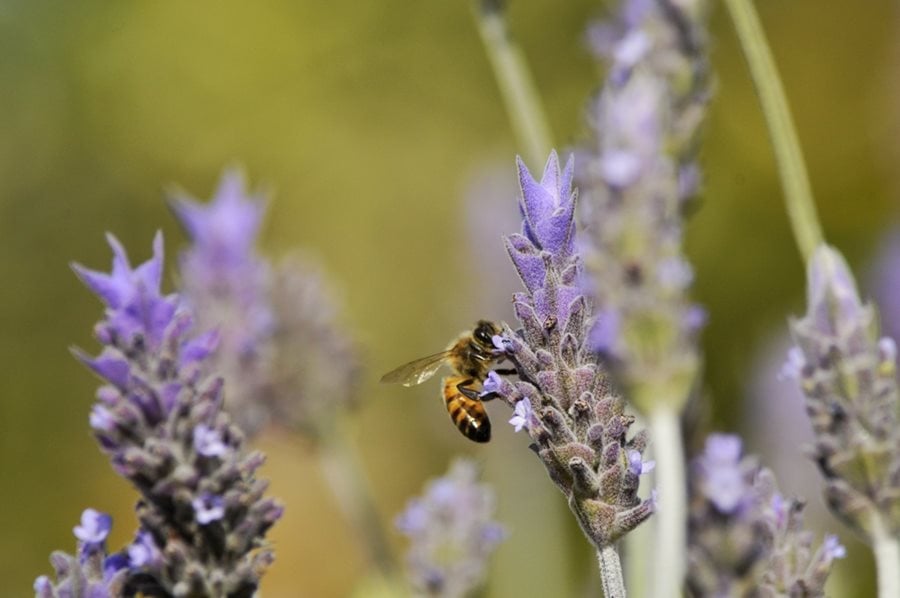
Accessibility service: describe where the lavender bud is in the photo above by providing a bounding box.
[396,460,506,597]
[71,233,283,596]
[490,152,654,549]
[789,245,900,538]
[687,434,843,596]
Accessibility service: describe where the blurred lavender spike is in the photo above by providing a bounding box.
[788,245,900,539]
[171,170,362,438]
[687,434,843,596]
[34,509,128,598]
[170,169,276,435]
[490,152,654,549]
[71,233,283,597]
[395,459,506,597]
[577,0,710,414]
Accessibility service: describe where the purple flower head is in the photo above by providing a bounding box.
[396,460,506,597]
[517,151,576,257]
[695,434,748,514]
[74,509,112,551]
[789,245,900,538]
[68,233,283,596]
[688,434,843,595]
[127,529,162,568]
[170,169,267,272]
[193,494,226,525]
[627,449,655,475]
[72,232,175,353]
[508,397,536,433]
[193,424,228,458]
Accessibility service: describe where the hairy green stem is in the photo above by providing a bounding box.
[650,406,686,598]
[871,514,900,598]
[317,419,397,580]
[723,0,823,263]
[598,544,627,598]
[474,0,554,167]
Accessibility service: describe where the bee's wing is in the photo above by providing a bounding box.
[380,351,452,386]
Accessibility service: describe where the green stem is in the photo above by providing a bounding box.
[723,0,823,262]
[474,0,554,167]
[649,406,686,598]
[871,514,900,598]
[316,419,397,580]
[597,544,627,598]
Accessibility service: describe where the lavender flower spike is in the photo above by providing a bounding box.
[395,459,505,597]
[491,152,654,559]
[788,245,900,593]
[71,233,283,597]
[687,434,843,597]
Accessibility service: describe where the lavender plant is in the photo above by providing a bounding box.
[786,245,900,595]
[484,151,654,595]
[574,0,711,592]
[395,459,505,597]
[687,434,844,597]
[37,232,284,597]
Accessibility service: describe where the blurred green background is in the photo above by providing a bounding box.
[2,0,898,595]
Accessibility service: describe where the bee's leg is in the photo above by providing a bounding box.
[456,379,481,401]
[492,368,517,376]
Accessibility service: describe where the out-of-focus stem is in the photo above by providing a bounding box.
[723,0,823,263]
[597,544,627,598]
[316,419,397,580]
[649,406,686,598]
[871,514,900,598]
[474,0,554,168]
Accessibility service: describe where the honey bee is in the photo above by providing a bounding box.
[380,320,510,443]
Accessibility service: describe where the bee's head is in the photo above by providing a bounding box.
[473,320,500,347]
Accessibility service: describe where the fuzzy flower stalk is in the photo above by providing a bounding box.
[486,152,654,597]
[575,1,712,593]
[51,233,284,597]
[171,173,392,579]
[395,459,505,597]
[687,434,844,596]
[787,245,900,597]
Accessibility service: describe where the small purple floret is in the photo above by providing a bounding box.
[74,509,112,547]
[193,424,228,458]
[193,494,226,525]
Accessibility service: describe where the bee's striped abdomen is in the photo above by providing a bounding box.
[442,376,491,443]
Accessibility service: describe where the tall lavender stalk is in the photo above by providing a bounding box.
[486,152,655,596]
[786,247,900,597]
[576,1,711,594]
[36,233,284,597]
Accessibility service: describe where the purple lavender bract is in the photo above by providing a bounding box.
[69,232,283,597]
[490,151,654,549]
